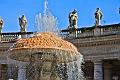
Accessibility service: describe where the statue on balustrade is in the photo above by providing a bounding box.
[68,9,78,29]
[119,8,120,14]
[19,15,27,32]
[0,17,3,33]
[94,8,103,27]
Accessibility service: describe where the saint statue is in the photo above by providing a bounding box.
[119,8,120,14]
[94,8,103,26]
[0,17,3,33]
[19,15,27,32]
[68,9,78,29]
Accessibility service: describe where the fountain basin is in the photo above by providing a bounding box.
[9,32,80,62]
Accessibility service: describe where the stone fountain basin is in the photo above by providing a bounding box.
[9,47,80,62]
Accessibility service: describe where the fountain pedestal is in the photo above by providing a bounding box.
[18,63,26,80]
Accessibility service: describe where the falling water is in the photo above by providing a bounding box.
[34,1,84,78]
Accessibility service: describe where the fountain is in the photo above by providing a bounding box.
[8,0,84,80]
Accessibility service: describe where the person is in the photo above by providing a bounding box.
[94,8,103,26]
[68,9,78,29]
[19,15,27,32]
[0,17,3,33]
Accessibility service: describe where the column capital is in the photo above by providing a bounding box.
[93,59,103,64]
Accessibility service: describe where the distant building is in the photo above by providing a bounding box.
[61,23,120,80]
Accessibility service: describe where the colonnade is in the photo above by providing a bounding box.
[0,60,119,80]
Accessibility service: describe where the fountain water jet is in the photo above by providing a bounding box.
[8,0,84,80]
[35,0,58,34]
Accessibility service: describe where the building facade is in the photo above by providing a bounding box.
[0,24,120,80]
[61,23,120,80]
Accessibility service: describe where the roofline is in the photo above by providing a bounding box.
[61,23,120,32]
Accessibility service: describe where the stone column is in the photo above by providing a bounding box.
[104,63,112,80]
[94,60,103,80]
[0,64,1,78]
[18,63,26,80]
[0,34,1,41]
[0,64,7,80]
[0,60,7,80]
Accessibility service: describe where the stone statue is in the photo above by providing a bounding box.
[94,8,103,26]
[68,9,78,29]
[19,15,27,32]
[118,8,120,14]
[0,17,3,33]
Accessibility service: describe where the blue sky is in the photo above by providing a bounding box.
[0,0,120,32]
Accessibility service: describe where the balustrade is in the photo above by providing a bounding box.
[60,24,120,39]
[0,24,120,42]
[0,32,34,42]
